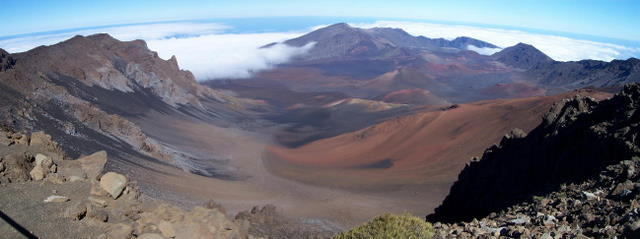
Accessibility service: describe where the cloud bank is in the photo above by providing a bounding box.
[351,21,640,62]
[2,20,639,80]
[146,33,314,79]
[0,22,312,80]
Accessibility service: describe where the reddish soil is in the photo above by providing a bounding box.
[264,90,612,190]
[375,88,450,105]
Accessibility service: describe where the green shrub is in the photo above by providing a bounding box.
[334,213,434,239]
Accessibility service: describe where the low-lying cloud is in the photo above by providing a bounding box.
[146,33,314,79]
[2,20,639,81]
[351,21,640,61]
[0,22,312,80]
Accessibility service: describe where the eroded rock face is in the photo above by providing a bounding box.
[429,84,640,223]
[0,49,15,71]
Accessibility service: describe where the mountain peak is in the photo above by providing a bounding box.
[493,42,553,69]
[325,22,352,29]
[280,23,499,61]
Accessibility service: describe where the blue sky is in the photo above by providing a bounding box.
[2,0,639,41]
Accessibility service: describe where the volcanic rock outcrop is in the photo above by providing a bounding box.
[0,128,249,239]
[428,83,640,224]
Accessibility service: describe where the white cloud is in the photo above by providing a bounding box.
[0,22,313,80]
[2,20,639,81]
[351,21,640,61]
[467,45,502,55]
[146,33,314,80]
[0,23,229,53]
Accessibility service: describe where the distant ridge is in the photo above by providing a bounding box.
[277,23,499,60]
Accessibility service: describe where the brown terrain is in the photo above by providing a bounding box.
[265,90,612,190]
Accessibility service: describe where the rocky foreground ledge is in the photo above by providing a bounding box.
[0,127,251,239]
[422,84,640,238]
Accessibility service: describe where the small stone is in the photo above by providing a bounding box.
[49,164,57,173]
[107,223,133,239]
[158,220,176,238]
[582,191,598,200]
[543,215,557,227]
[44,195,69,203]
[627,165,636,178]
[583,212,596,223]
[540,233,553,239]
[46,174,66,184]
[64,202,87,220]
[510,216,530,225]
[611,180,635,198]
[69,176,83,182]
[137,233,165,239]
[87,205,109,222]
[99,172,127,199]
[88,196,108,208]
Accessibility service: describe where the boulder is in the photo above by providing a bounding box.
[35,154,53,169]
[30,166,46,181]
[158,220,176,238]
[44,195,69,203]
[77,151,107,180]
[99,172,127,199]
[30,154,56,180]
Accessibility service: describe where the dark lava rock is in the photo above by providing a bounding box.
[429,83,640,238]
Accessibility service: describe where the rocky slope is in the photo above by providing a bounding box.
[0,128,341,239]
[427,83,640,237]
[430,156,640,238]
[493,43,640,91]
[0,128,248,238]
[0,34,265,177]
